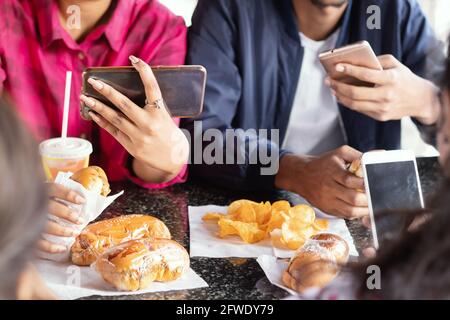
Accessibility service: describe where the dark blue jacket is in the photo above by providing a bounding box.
[183,0,443,191]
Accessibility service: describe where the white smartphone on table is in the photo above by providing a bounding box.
[361,150,424,249]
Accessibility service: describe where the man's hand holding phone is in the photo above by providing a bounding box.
[275,146,370,220]
[325,54,441,125]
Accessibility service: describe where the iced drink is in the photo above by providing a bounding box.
[39,137,93,181]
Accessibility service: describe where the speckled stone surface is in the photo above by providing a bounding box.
[81,157,442,300]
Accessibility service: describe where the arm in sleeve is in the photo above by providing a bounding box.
[400,0,446,145]
[0,52,6,94]
[182,0,284,191]
[122,9,188,189]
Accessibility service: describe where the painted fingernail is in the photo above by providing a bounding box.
[129,55,140,64]
[75,195,85,204]
[336,64,345,72]
[76,217,84,225]
[81,95,95,107]
[54,245,67,253]
[88,78,104,90]
[89,112,100,123]
[71,213,84,225]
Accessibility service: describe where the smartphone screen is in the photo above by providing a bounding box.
[365,160,424,247]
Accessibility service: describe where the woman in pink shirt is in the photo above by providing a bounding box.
[0,0,189,253]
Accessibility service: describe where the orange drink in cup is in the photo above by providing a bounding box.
[39,137,93,181]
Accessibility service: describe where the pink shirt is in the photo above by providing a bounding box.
[0,0,188,188]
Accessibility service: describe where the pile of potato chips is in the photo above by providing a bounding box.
[203,200,329,250]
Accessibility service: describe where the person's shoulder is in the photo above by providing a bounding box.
[194,0,270,15]
[125,0,186,44]
[136,0,185,28]
[192,0,276,26]
[350,0,425,24]
[0,0,30,21]
[353,0,421,13]
[0,0,35,37]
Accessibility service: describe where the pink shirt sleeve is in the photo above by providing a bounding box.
[149,9,187,66]
[124,162,188,190]
[117,116,188,190]
[117,8,188,189]
[0,55,6,94]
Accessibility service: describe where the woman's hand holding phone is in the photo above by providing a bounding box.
[325,54,440,125]
[80,56,189,183]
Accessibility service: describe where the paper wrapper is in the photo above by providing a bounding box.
[189,205,273,258]
[189,204,358,258]
[257,255,299,296]
[257,255,357,300]
[34,259,208,300]
[38,172,124,262]
[256,255,319,298]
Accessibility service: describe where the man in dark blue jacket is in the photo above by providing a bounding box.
[183,0,443,218]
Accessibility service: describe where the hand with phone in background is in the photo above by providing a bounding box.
[80,56,206,184]
[320,41,440,126]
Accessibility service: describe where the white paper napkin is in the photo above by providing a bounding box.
[256,255,320,299]
[189,205,358,258]
[189,205,273,258]
[257,255,357,300]
[38,171,124,262]
[34,258,208,300]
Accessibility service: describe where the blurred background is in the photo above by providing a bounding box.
[160,0,450,157]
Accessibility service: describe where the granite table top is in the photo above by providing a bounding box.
[81,157,442,300]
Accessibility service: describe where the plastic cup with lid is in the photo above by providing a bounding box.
[39,137,93,181]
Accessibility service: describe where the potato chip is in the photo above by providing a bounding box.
[232,201,257,223]
[265,211,289,233]
[203,199,327,248]
[227,199,258,216]
[254,201,272,226]
[218,219,266,244]
[202,213,227,221]
[271,200,291,213]
[289,205,315,224]
[281,218,316,250]
[313,219,329,231]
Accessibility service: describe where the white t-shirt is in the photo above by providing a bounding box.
[282,30,347,156]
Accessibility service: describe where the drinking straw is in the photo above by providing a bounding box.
[61,71,72,142]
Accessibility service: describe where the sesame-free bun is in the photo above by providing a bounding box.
[71,214,171,266]
[282,233,349,293]
[95,238,189,291]
[71,166,111,196]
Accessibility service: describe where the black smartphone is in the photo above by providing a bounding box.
[81,65,207,120]
[362,150,424,249]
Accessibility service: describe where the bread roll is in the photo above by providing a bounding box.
[282,233,349,293]
[71,166,111,196]
[95,238,190,291]
[71,214,171,266]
